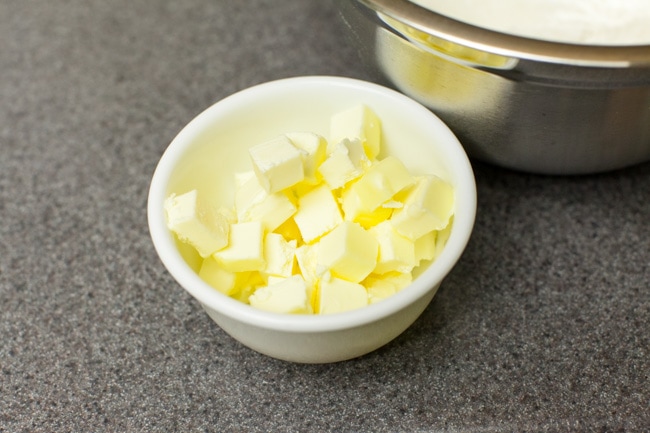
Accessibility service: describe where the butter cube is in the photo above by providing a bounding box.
[199,256,246,296]
[293,184,343,244]
[273,217,303,244]
[295,244,326,285]
[285,132,327,185]
[414,230,437,264]
[265,275,287,286]
[294,244,323,309]
[369,221,416,274]
[295,244,316,286]
[288,181,317,205]
[235,172,296,231]
[341,156,414,222]
[262,232,297,278]
[249,135,304,193]
[169,106,456,314]
[330,104,382,160]
[231,272,265,304]
[164,189,230,258]
[318,138,369,189]
[340,185,394,229]
[353,207,394,229]
[213,221,265,272]
[316,221,378,283]
[248,275,311,314]
[391,175,455,240]
[363,272,412,304]
[318,277,368,314]
[434,216,453,257]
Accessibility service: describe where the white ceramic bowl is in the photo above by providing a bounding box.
[147,76,476,363]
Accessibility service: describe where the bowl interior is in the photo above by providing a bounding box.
[148,76,476,331]
[409,0,650,46]
[348,0,650,70]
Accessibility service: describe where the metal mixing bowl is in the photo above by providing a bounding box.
[337,0,650,174]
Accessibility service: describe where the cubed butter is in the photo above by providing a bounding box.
[414,230,437,264]
[341,156,414,222]
[273,217,303,244]
[434,216,453,257]
[340,185,393,229]
[235,172,296,231]
[316,221,378,283]
[369,221,416,274]
[262,232,296,278]
[293,184,343,244]
[330,104,382,160]
[249,135,304,193]
[295,244,326,285]
[285,132,327,185]
[317,138,369,189]
[213,221,265,272]
[391,175,455,240]
[265,275,287,286]
[199,256,248,296]
[363,272,412,304]
[231,272,265,304]
[164,189,230,258]
[166,105,456,315]
[248,275,311,314]
[294,244,323,309]
[317,277,368,314]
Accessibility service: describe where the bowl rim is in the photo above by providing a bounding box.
[147,75,477,334]
[356,0,650,68]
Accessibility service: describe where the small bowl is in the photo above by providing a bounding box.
[147,76,476,363]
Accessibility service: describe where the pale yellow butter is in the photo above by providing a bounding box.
[273,217,303,244]
[262,232,296,279]
[316,221,378,283]
[346,204,393,230]
[369,221,416,274]
[294,243,323,309]
[330,104,382,160]
[230,272,264,304]
[248,275,311,314]
[199,257,248,296]
[168,104,456,315]
[249,135,304,193]
[235,171,296,232]
[317,138,369,190]
[213,221,265,272]
[414,230,437,264]
[285,132,327,185]
[434,216,453,258]
[294,244,319,288]
[293,184,343,244]
[363,272,412,304]
[391,175,455,240]
[318,277,369,314]
[341,156,414,223]
[164,189,230,258]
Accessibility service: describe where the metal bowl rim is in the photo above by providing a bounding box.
[357,0,650,68]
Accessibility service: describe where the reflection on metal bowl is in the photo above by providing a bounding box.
[338,0,650,174]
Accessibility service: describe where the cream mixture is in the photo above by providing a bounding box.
[410,0,650,45]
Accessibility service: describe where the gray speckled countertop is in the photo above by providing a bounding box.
[1,1,648,431]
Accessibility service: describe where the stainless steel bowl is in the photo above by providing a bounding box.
[338,0,650,174]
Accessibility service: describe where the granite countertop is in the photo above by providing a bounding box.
[1,1,648,431]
